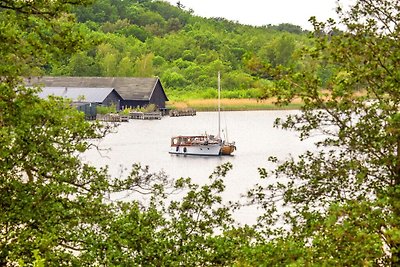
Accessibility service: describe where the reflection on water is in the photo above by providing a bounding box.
[82,110,316,225]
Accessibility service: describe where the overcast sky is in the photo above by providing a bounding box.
[163,0,352,30]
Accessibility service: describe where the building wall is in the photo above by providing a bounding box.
[119,82,167,110]
[150,82,167,108]
[103,90,122,110]
[75,103,98,120]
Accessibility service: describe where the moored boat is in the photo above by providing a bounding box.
[169,135,222,156]
[169,72,236,156]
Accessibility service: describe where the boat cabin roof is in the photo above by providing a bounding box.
[172,135,207,139]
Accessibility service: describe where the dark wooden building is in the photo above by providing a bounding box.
[36,87,123,108]
[34,86,123,119]
[26,76,169,110]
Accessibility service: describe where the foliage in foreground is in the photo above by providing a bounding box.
[247,0,400,265]
[3,0,400,266]
[0,1,249,265]
[1,83,247,265]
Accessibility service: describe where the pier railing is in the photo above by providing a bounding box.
[96,113,129,122]
[169,108,196,117]
[129,111,162,120]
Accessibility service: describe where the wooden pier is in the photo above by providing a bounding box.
[120,115,130,122]
[130,112,144,119]
[96,113,129,122]
[129,111,162,120]
[143,112,162,120]
[170,108,196,117]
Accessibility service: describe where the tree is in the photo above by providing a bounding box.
[269,23,306,34]
[0,1,91,78]
[117,56,135,76]
[97,43,119,76]
[1,1,249,266]
[134,52,155,77]
[248,0,400,265]
[74,0,119,23]
[255,34,297,69]
[68,51,101,76]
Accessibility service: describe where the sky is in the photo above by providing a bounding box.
[163,0,350,30]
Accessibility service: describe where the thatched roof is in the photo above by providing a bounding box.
[25,77,167,101]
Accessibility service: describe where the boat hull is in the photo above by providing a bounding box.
[169,143,222,156]
[220,144,236,155]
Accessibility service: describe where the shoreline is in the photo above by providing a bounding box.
[167,98,302,111]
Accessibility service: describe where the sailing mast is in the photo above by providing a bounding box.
[217,71,236,155]
[218,71,221,139]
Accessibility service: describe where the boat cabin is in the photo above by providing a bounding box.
[170,135,221,147]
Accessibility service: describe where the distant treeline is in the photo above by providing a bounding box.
[44,0,331,99]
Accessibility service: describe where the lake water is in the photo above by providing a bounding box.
[82,110,316,225]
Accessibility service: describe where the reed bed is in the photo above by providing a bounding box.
[167,98,303,111]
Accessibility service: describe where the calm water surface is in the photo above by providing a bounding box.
[82,110,316,224]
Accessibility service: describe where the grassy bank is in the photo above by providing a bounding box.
[167,98,303,111]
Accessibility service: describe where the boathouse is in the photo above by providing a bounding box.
[26,76,169,110]
[35,86,123,119]
[37,87,123,108]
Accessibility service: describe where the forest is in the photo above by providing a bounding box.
[2,0,400,265]
[46,0,314,100]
